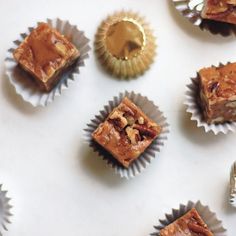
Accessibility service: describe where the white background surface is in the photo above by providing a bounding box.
[0,0,236,235]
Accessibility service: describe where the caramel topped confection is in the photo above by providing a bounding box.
[199,63,236,124]
[201,0,236,24]
[160,208,213,236]
[92,97,161,168]
[13,23,80,92]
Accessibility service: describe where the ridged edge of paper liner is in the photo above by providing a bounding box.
[0,184,13,235]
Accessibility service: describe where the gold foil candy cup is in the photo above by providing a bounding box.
[184,63,236,135]
[0,185,13,234]
[95,11,156,78]
[84,91,169,179]
[172,0,236,36]
[230,161,236,207]
[151,201,227,236]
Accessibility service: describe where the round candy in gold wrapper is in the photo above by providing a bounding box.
[95,11,156,78]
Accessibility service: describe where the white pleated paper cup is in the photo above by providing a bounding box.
[84,91,169,179]
[172,0,236,36]
[230,161,236,207]
[151,201,227,236]
[5,18,90,107]
[0,185,13,234]
[184,75,236,135]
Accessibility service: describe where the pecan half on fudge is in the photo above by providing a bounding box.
[198,63,236,124]
[13,23,80,92]
[201,0,236,24]
[160,208,213,236]
[92,97,162,168]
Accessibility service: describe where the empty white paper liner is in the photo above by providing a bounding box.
[5,18,90,107]
[172,0,236,36]
[0,185,12,235]
[151,201,227,236]
[230,161,236,207]
[185,74,236,135]
[84,91,169,179]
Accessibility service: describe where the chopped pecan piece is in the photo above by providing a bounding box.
[125,127,141,144]
[133,124,158,138]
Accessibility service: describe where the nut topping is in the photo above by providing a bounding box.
[138,116,145,124]
[125,127,141,144]
[133,124,158,138]
[109,110,128,129]
[188,222,212,236]
[120,105,135,117]
[55,41,67,56]
[126,116,135,125]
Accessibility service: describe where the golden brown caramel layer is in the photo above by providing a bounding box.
[13,23,80,91]
[92,97,161,168]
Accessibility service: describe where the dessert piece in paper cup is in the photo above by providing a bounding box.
[95,10,156,79]
[229,161,236,207]
[84,91,169,179]
[5,18,90,107]
[151,201,227,236]
[185,63,236,135]
[172,0,236,36]
[0,185,13,234]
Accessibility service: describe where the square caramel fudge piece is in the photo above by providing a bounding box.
[160,208,213,236]
[92,97,162,168]
[201,0,236,24]
[199,63,236,124]
[13,23,80,92]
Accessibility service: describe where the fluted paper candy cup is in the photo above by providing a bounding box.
[0,185,13,235]
[230,161,236,207]
[84,91,169,179]
[184,71,236,135]
[151,201,227,236]
[95,11,156,78]
[5,18,90,107]
[172,0,236,36]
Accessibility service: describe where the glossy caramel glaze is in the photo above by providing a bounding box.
[13,23,80,91]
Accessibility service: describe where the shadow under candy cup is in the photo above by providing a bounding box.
[151,201,227,236]
[84,91,169,179]
[0,185,13,235]
[5,18,90,107]
[172,0,236,36]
